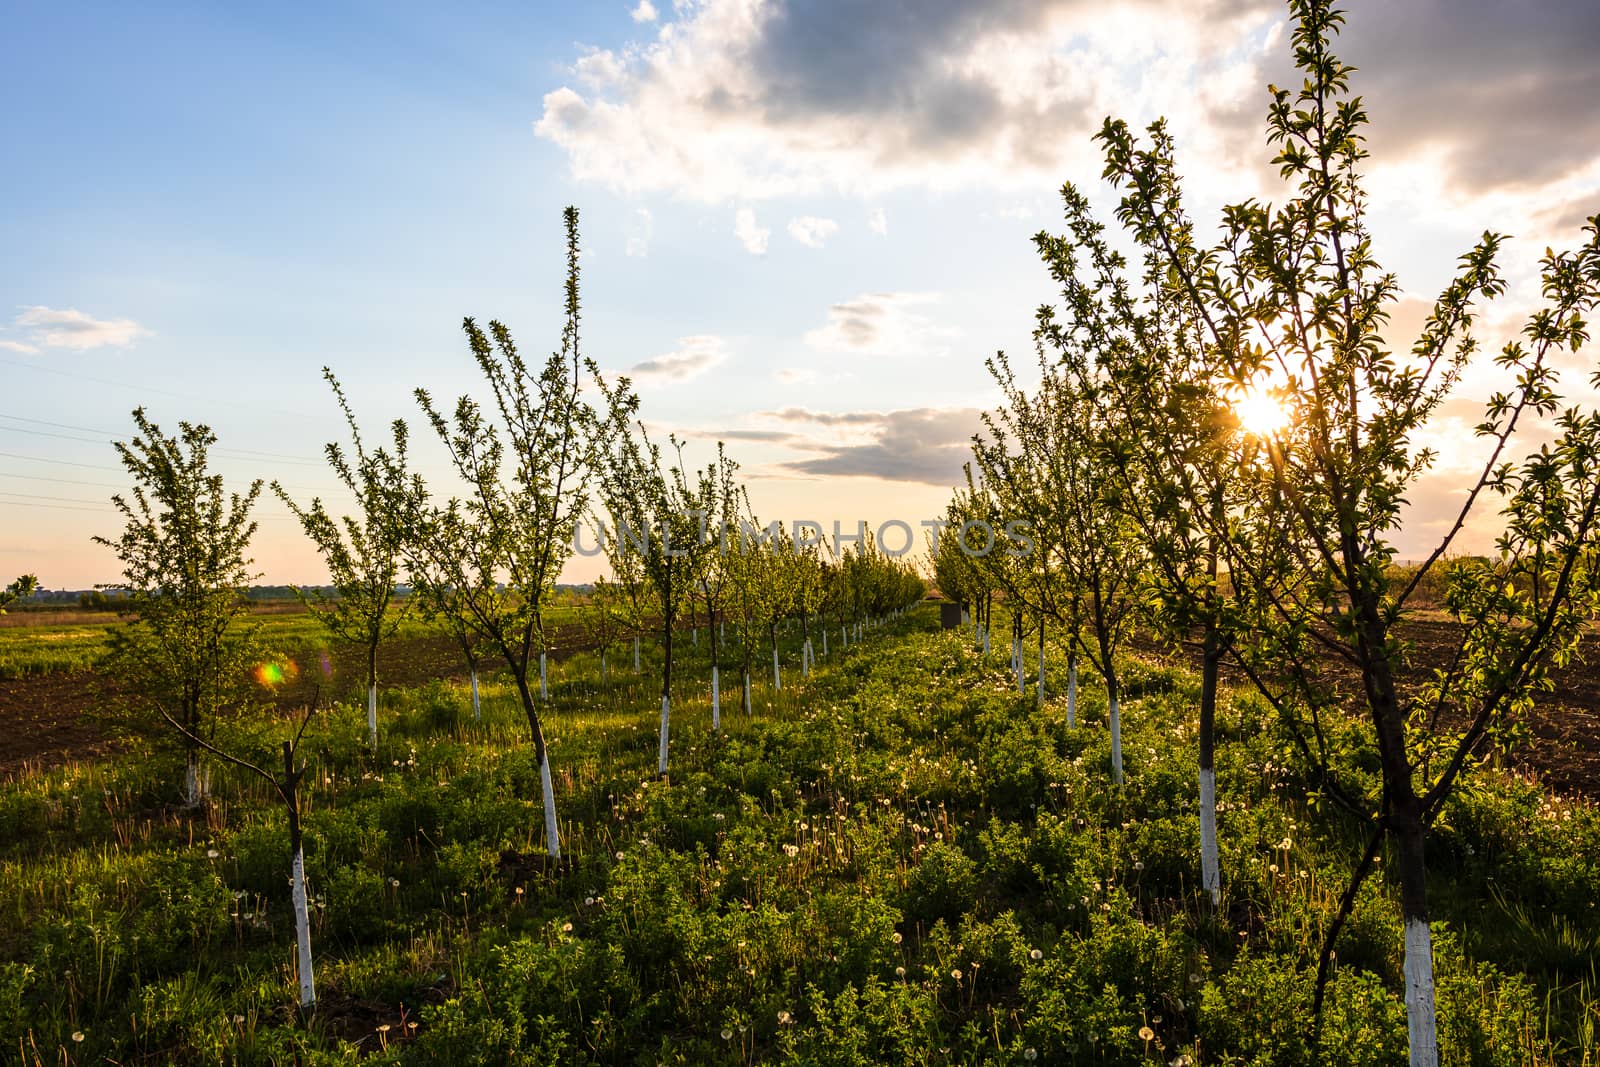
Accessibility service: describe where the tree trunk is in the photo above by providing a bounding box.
[633,636,640,673]
[509,666,560,859]
[184,749,206,807]
[539,651,548,701]
[822,629,828,656]
[1395,804,1437,1065]
[1037,621,1046,707]
[283,745,315,1009]
[743,668,752,716]
[770,623,781,691]
[367,643,379,750]
[658,616,673,777]
[1199,619,1221,904]
[470,669,481,721]
[1108,671,1124,785]
[712,665,721,730]
[1067,647,1077,728]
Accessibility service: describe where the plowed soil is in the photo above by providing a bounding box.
[4,615,1599,796]
[0,622,600,781]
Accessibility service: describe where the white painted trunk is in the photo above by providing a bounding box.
[822,630,828,656]
[539,750,561,859]
[291,845,316,1007]
[1014,639,1023,693]
[600,652,606,684]
[1037,641,1046,706]
[772,646,781,691]
[367,684,378,750]
[1199,768,1219,903]
[719,621,725,643]
[802,639,812,678]
[470,671,481,720]
[982,626,990,657]
[1067,661,1077,728]
[657,694,670,776]
[539,652,548,701]
[1109,695,1124,784]
[1405,918,1438,1066]
[743,671,752,716]
[633,637,640,673]
[711,666,721,730]
[693,627,698,648]
[184,753,206,806]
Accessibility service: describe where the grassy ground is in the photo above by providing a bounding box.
[0,606,1596,1064]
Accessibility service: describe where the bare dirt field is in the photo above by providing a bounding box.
[4,614,1599,797]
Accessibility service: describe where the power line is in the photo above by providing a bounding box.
[0,416,329,467]
[0,354,331,425]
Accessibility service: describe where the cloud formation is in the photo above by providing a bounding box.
[627,335,728,383]
[761,406,985,485]
[535,0,1282,202]
[803,292,951,356]
[787,215,839,248]
[12,306,149,350]
[734,207,770,254]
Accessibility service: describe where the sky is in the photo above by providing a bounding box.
[2,0,1597,589]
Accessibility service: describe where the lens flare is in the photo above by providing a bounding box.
[254,659,300,688]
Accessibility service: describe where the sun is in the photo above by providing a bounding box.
[1234,386,1290,437]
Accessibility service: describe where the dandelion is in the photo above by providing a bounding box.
[778,1010,793,1025]
[562,922,573,933]
[895,965,906,977]
[1029,948,1043,961]
[232,1015,244,1024]
[515,887,525,896]
[1268,864,1279,874]
[1133,860,1145,871]
[377,1024,392,1034]
[1025,1049,1038,1061]
[72,1031,85,1043]
[1139,1025,1155,1041]
[721,1028,734,1041]
[583,895,594,906]
[892,931,903,944]
[951,969,963,981]
[1279,837,1293,850]
[205,848,219,860]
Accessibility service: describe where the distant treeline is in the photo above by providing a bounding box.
[11,583,597,612]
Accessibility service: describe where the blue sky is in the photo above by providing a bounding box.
[4,1,1597,587]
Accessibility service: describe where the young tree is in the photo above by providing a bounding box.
[696,446,740,725]
[96,410,263,805]
[0,574,38,613]
[161,699,322,1008]
[593,371,720,777]
[976,349,1146,780]
[1068,1,1600,1058]
[273,369,410,750]
[396,207,593,860]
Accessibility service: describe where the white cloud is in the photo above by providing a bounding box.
[787,215,839,249]
[627,335,728,384]
[734,207,770,255]
[759,406,985,485]
[534,0,1286,203]
[774,367,816,385]
[804,292,953,356]
[13,306,149,350]
[630,0,658,23]
[626,207,654,258]
[0,339,40,354]
[869,208,888,236]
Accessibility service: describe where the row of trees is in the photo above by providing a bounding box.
[90,208,923,1010]
[944,3,1600,1064]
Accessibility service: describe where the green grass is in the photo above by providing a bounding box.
[1,606,1596,1064]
